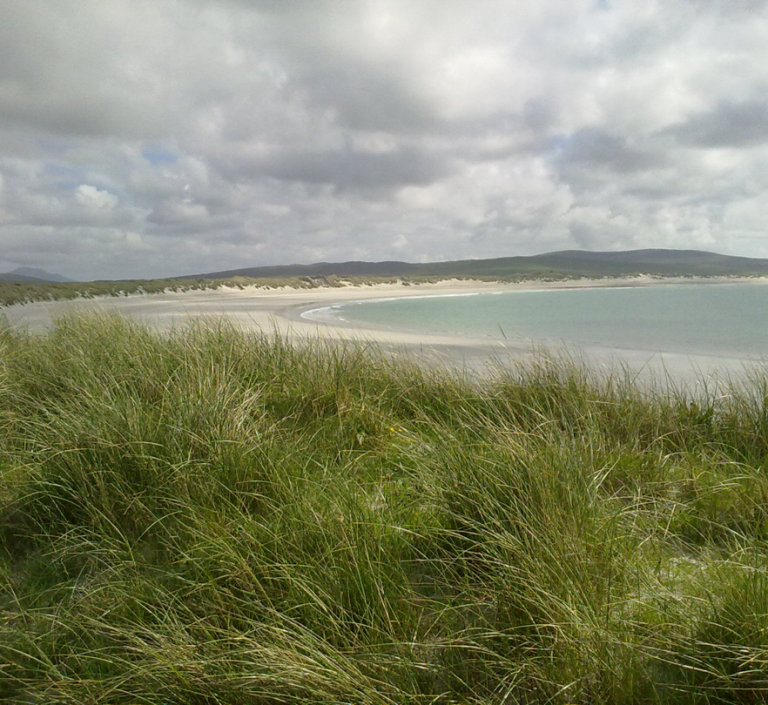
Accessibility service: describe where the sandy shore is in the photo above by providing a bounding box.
[3,275,767,382]
[1,279,534,371]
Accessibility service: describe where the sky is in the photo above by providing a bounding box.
[2,1,768,281]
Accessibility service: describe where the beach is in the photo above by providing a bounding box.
[4,275,766,380]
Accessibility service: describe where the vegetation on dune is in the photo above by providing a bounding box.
[5,247,768,308]
[0,275,331,307]
[9,246,768,308]
[0,272,600,308]
[0,274,504,307]
[1,313,768,703]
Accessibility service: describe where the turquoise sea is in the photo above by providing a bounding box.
[307,283,768,361]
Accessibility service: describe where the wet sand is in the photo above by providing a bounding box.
[3,276,766,386]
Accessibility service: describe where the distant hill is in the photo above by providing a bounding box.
[182,249,768,281]
[0,267,72,284]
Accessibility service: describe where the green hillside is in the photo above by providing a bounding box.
[186,248,768,280]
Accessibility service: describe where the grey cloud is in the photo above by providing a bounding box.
[209,0,442,134]
[0,225,139,280]
[296,63,438,133]
[555,128,664,174]
[0,0,267,140]
[523,98,558,134]
[0,3,165,138]
[551,129,668,203]
[569,221,604,251]
[218,145,452,192]
[700,0,768,13]
[147,200,210,228]
[249,8,442,135]
[664,100,768,148]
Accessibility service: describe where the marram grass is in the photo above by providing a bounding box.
[1,313,768,704]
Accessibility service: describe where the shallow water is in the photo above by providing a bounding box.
[305,283,768,386]
[310,283,766,357]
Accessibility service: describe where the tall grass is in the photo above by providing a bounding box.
[1,313,768,703]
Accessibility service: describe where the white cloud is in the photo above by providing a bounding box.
[75,184,118,210]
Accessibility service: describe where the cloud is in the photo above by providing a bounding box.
[75,184,118,210]
[664,100,768,148]
[2,0,768,280]
[223,144,452,192]
[555,128,664,174]
[148,200,210,228]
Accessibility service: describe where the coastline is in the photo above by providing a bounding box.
[4,274,767,381]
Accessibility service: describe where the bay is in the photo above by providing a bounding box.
[314,283,768,360]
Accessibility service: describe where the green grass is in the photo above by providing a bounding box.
[0,273,508,307]
[0,273,592,308]
[2,313,768,703]
[0,272,681,308]
[0,275,349,307]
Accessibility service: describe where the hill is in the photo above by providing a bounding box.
[4,249,768,309]
[0,267,71,284]
[182,248,768,280]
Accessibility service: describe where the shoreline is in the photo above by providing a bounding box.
[4,274,768,383]
[6,272,755,342]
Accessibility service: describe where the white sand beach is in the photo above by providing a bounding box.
[1,279,527,371]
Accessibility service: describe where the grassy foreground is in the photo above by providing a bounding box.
[1,315,768,704]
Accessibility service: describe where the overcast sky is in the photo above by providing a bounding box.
[2,0,768,280]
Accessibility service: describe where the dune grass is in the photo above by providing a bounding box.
[0,273,469,307]
[1,313,768,703]
[0,275,323,307]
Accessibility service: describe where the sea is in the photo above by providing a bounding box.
[304,282,768,381]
